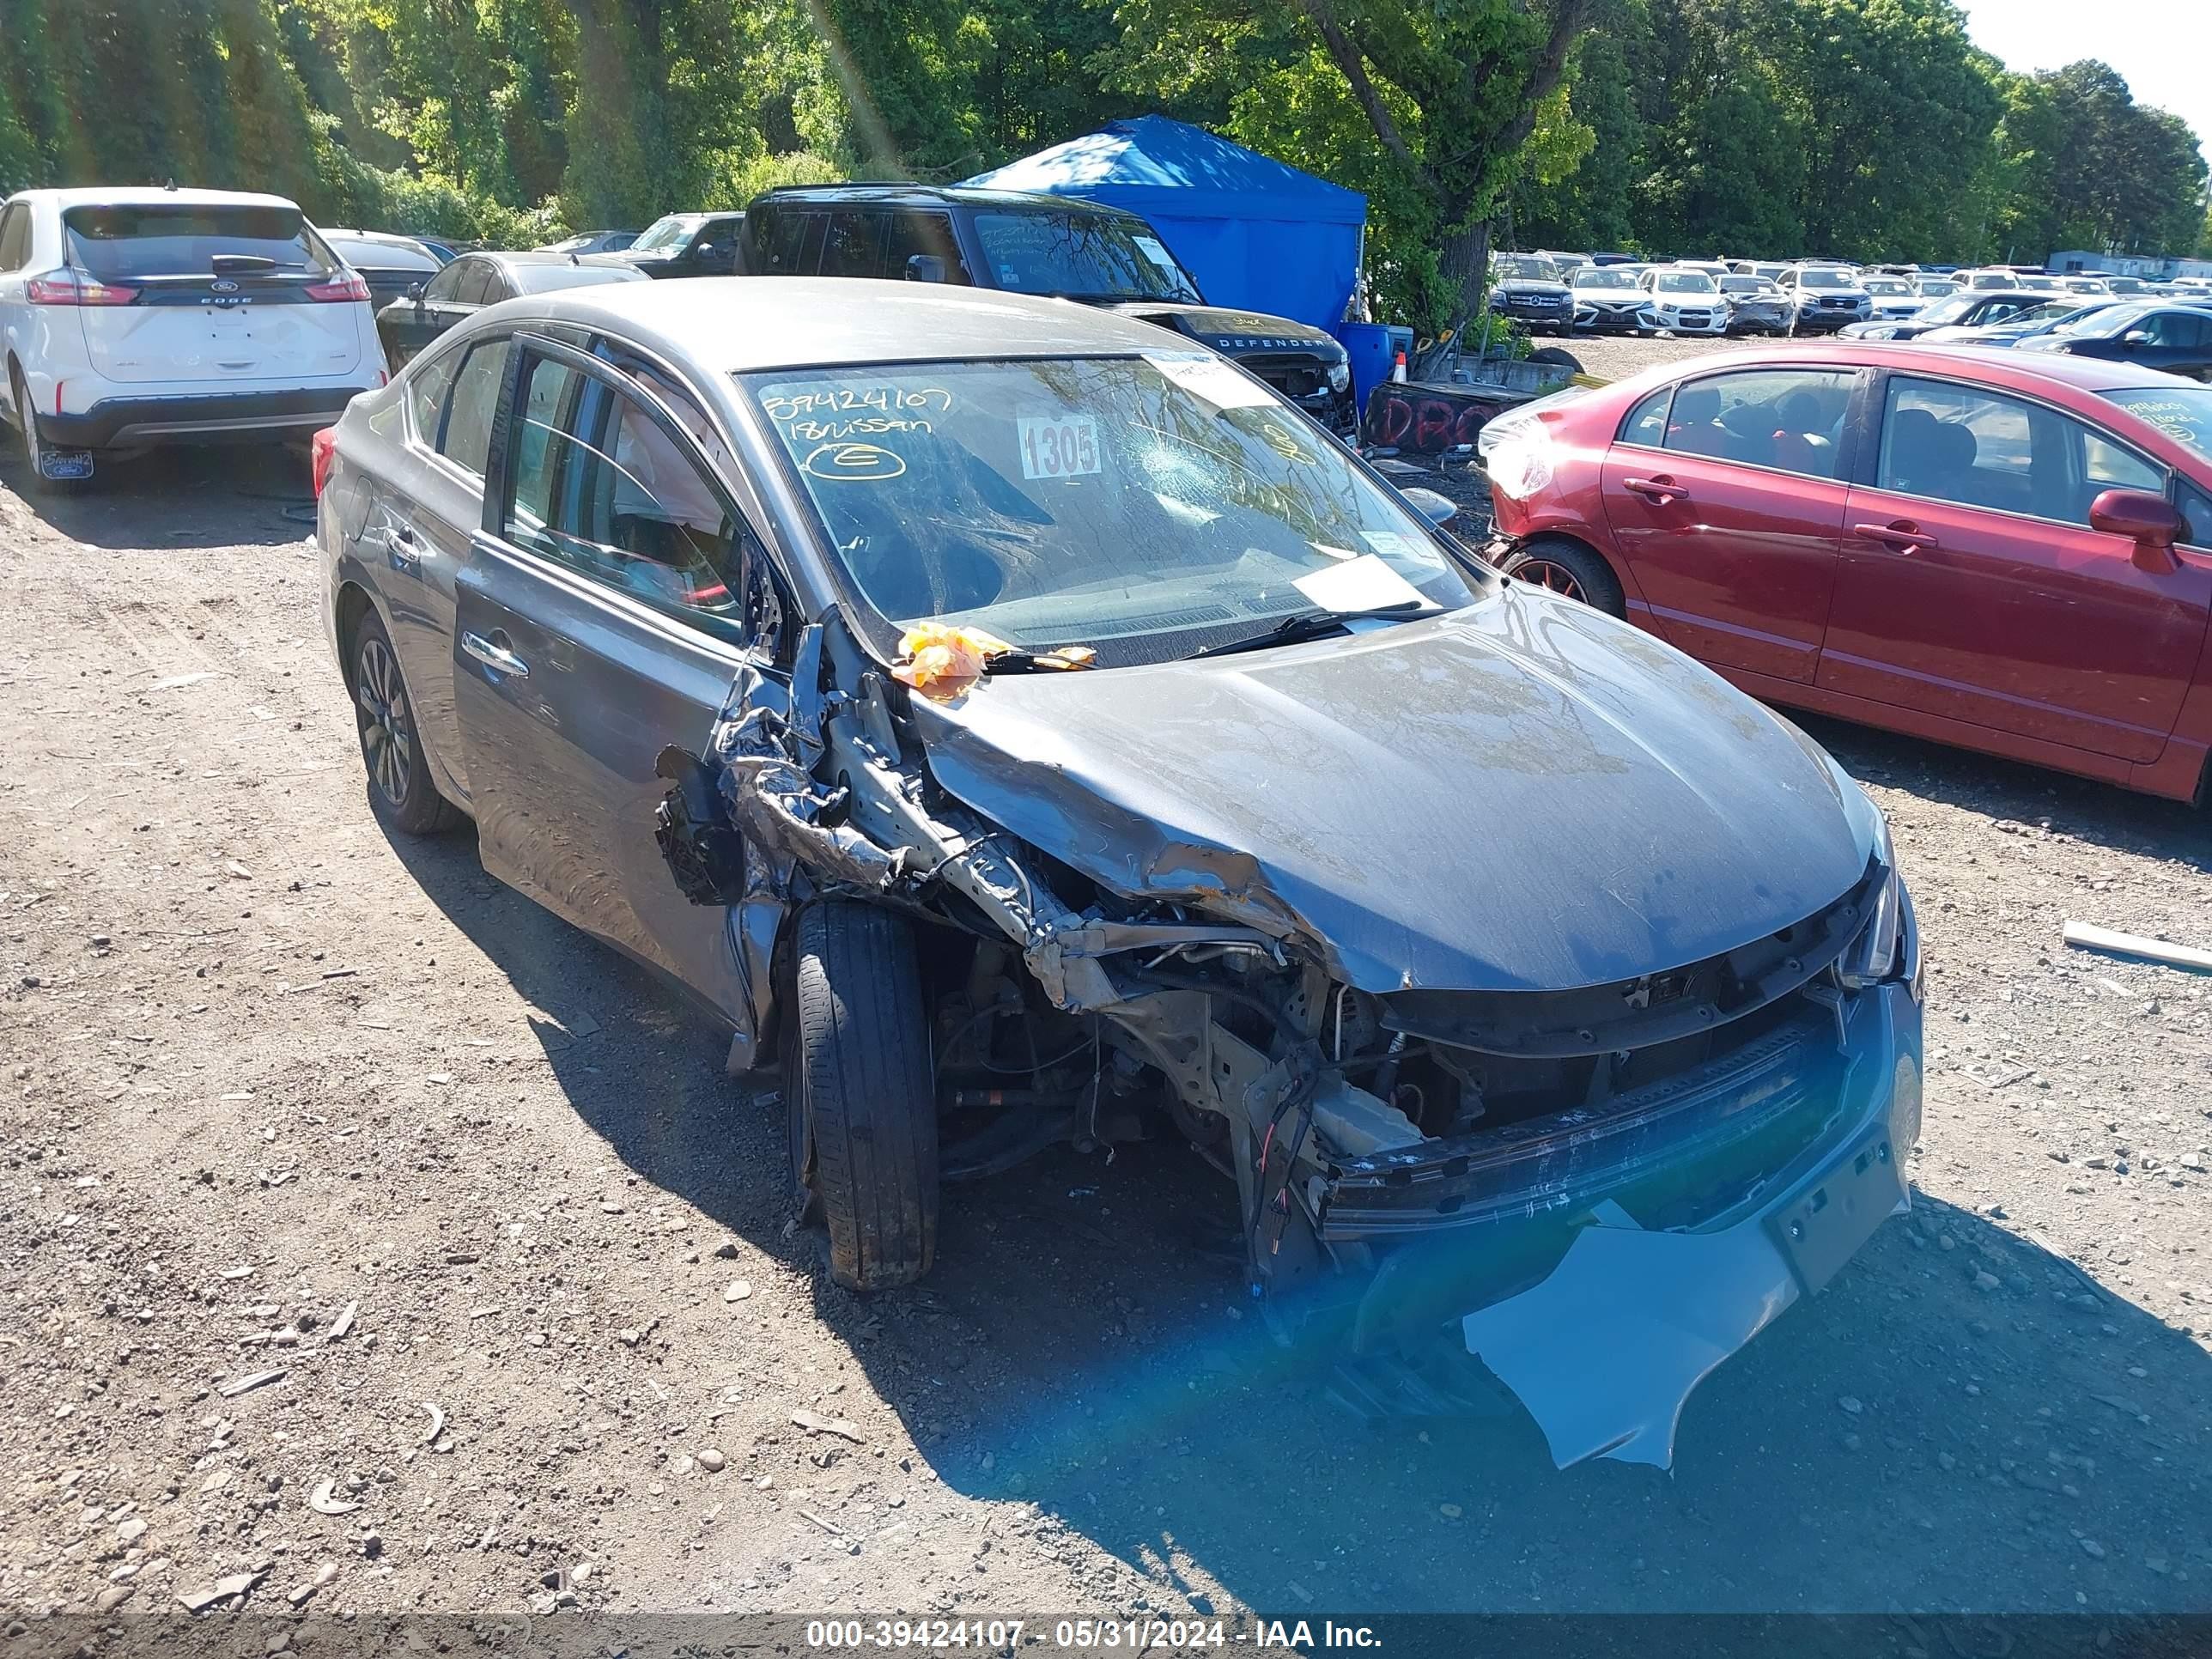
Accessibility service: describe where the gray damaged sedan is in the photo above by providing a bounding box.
[313,279,1924,1468]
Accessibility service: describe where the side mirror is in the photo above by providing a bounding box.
[692,243,719,266]
[2088,488,2182,573]
[904,253,945,283]
[2123,329,2150,348]
[405,282,425,304]
[1401,485,1459,526]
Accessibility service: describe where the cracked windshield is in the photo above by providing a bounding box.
[747,356,1468,662]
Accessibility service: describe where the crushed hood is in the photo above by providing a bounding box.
[907,587,1876,994]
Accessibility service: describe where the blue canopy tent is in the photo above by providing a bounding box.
[963,116,1365,336]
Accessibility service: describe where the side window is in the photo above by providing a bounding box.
[2081,428,2164,495]
[2177,478,2212,551]
[759,210,824,275]
[501,362,747,641]
[1660,368,1856,478]
[478,268,514,306]
[451,261,495,307]
[883,211,969,283]
[2142,311,2212,349]
[1878,376,2137,526]
[0,205,27,271]
[1619,386,1672,447]
[438,337,510,478]
[422,262,466,304]
[820,210,886,279]
[404,348,461,447]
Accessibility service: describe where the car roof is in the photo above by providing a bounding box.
[1634,339,2188,398]
[10,185,302,211]
[755,182,1141,218]
[512,276,1218,372]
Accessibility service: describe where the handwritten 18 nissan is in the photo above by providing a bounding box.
[314,279,1921,1468]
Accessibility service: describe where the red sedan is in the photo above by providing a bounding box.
[1479,343,2212,801]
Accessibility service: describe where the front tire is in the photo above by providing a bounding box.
[1499,535,1626,617]
[790,902,939,1291]
[349,610,459,835]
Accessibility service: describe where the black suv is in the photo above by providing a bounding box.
[738,184,1355,434]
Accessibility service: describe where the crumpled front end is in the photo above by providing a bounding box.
[652,606,1924,1466]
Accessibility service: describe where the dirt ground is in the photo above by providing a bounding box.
[4,343,2212,1629]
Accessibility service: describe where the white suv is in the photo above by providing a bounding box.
[0,186,385,488]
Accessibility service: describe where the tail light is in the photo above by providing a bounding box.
[310,428,338,498]
[26,269,138,306]
[304,270,372,303]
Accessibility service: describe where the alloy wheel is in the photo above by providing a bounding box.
[355,636,416,808]
[1513,559,1589,603]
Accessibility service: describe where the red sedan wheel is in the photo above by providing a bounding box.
[1512,558,1588,603]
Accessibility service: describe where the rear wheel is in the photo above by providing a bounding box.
[349,610,460,835]
[788,901,939,1291]
[1499,535,1626,617]
[8,366,88,495]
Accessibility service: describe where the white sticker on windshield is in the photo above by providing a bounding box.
[1017,414,1102,480]
[1359,529,1445,568]
[1293,554,1431,614]
[1133,234,1176,270]
[1147,355,1275,411]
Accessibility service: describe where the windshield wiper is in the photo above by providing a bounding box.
[1183,601,1430,662]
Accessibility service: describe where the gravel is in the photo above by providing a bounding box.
[3,443,2210,1620]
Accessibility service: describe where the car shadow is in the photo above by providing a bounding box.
[374,811,2212,1618]
[0,443,314,550]
[1805,714,2212,877]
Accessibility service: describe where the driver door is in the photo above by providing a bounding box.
[453,335,781,1024]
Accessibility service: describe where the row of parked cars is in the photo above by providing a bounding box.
[0,180,1358,489]
[1492,250,2212,344]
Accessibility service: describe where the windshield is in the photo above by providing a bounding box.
[1799,269,1851,290]
[1572,268,1632,289]
[971,211,1201,302]
[2062,301,2157,340]
[629,215,700,253]
[1493,257,1556,283]
[1719,276,1774,295]
[1917,280,1959,297]
[62,204,336,279]
[743,356,1473,665]
[1655,271,1717,294]
[1864,278,1911,295]
[2101,387,2212,463]
[1917,295,1978,325]
[2042,301,2121,334]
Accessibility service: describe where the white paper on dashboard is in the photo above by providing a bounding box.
[1292,554,1431,613]
[1147,354,1276,410]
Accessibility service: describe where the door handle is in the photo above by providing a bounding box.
[1854,521,1938,554]
[461,630,531,678]
[1623,476,1690,505]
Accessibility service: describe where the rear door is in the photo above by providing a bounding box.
[1819,372,2211,762]
[366,332,510,795]
[452,334,767,1020]
[1598,365,1863,682]
[62,201,364,385]
[819,210,890,279]
[2122,309,2212,380]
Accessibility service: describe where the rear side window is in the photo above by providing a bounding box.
[753,209,819,275]
[439,338,510,478]
[405,350,460,447]
[449,260,495,307]
[1879,375,2157,526]
[0,204,29,271]
[1662,368,1856,479]
[61,203,334,279]
[820,210,886,279]
[1620,386,1671,446]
